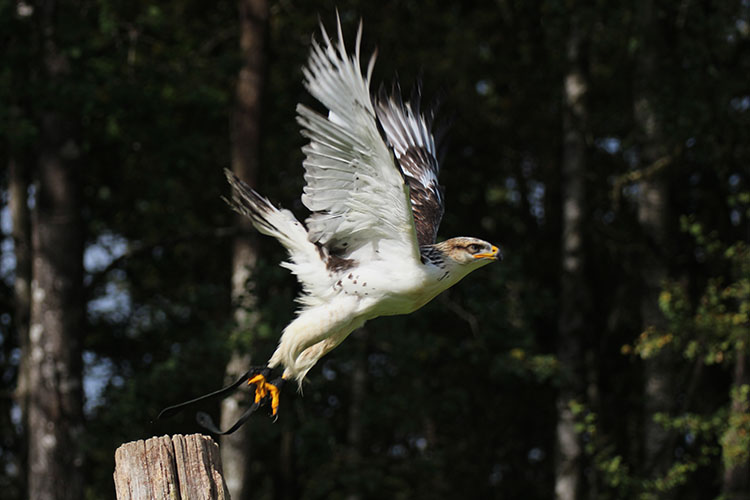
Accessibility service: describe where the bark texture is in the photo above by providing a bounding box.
[27,1,85,498]
[633,0,675,481]
[555,16,588,500]
[114,434,230,500]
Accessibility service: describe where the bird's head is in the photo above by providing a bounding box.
[435,237,502,269]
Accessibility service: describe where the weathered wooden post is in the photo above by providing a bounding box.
[114,434,231,500]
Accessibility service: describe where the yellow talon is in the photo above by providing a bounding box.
[247,373,281,416]
[270,386,280,416]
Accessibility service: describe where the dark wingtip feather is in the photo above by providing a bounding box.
[373,84,446,246]
[223,169,278,234]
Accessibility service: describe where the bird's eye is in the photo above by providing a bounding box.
[468,244,482,253]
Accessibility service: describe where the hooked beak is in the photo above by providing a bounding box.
[473,245,502,261]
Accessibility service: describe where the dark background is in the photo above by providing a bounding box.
[1,0,749,499]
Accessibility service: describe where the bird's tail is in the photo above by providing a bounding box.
[224,170,307,250]
[224,170,327,303]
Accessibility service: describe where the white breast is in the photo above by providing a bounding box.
[332,259,457,319]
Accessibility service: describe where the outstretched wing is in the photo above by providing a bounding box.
[297,18,420,263]
[375,91,444,246]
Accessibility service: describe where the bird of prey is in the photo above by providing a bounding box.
[160,18,500,434]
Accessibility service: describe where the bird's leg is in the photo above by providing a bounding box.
[247,367,287,417]
[157,364,287,435]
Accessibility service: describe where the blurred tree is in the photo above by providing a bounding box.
[632,0,677,485]
[555,7,589,500]
[26,0,86,497]
[221,0,269,498]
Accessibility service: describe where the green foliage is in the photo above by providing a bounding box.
[584,222,750,499]
[723,384,750,469]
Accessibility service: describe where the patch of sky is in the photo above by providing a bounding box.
[0,204,10,234]
[409,435,427,452]
[388,443,407,458]
[730,209,741,226]
[0,206,15,284]
[0,235,14,285]
[595,137,621,155]
[84,232,128,275]
[88,281,132,323]
[729,173,741,188]
[528,180,545,221]
[124,305,168,337]
[623,183,640,200]
[83,351,116,414]
[730,95,750,112]
[528,447,545,463]
[85,232,131,321]
[476,79,492,96]
[505,177,521,205]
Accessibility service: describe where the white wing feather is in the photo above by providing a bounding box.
[297,19,420,263]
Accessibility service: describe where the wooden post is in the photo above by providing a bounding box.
[114,434,231,500]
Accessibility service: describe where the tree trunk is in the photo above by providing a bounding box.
[722,351,750,499]
[28,111,86,500]
[220,1,268,498]
[637,175,671,476]
[555,16,588,500]
[114,434,230,500]
[633,0,674,482]
[26,2,85,499]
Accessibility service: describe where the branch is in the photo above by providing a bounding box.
[611,146,683,209]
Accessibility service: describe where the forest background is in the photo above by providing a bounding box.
[1,0,749,499]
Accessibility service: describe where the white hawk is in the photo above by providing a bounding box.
[160,18,500,433]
